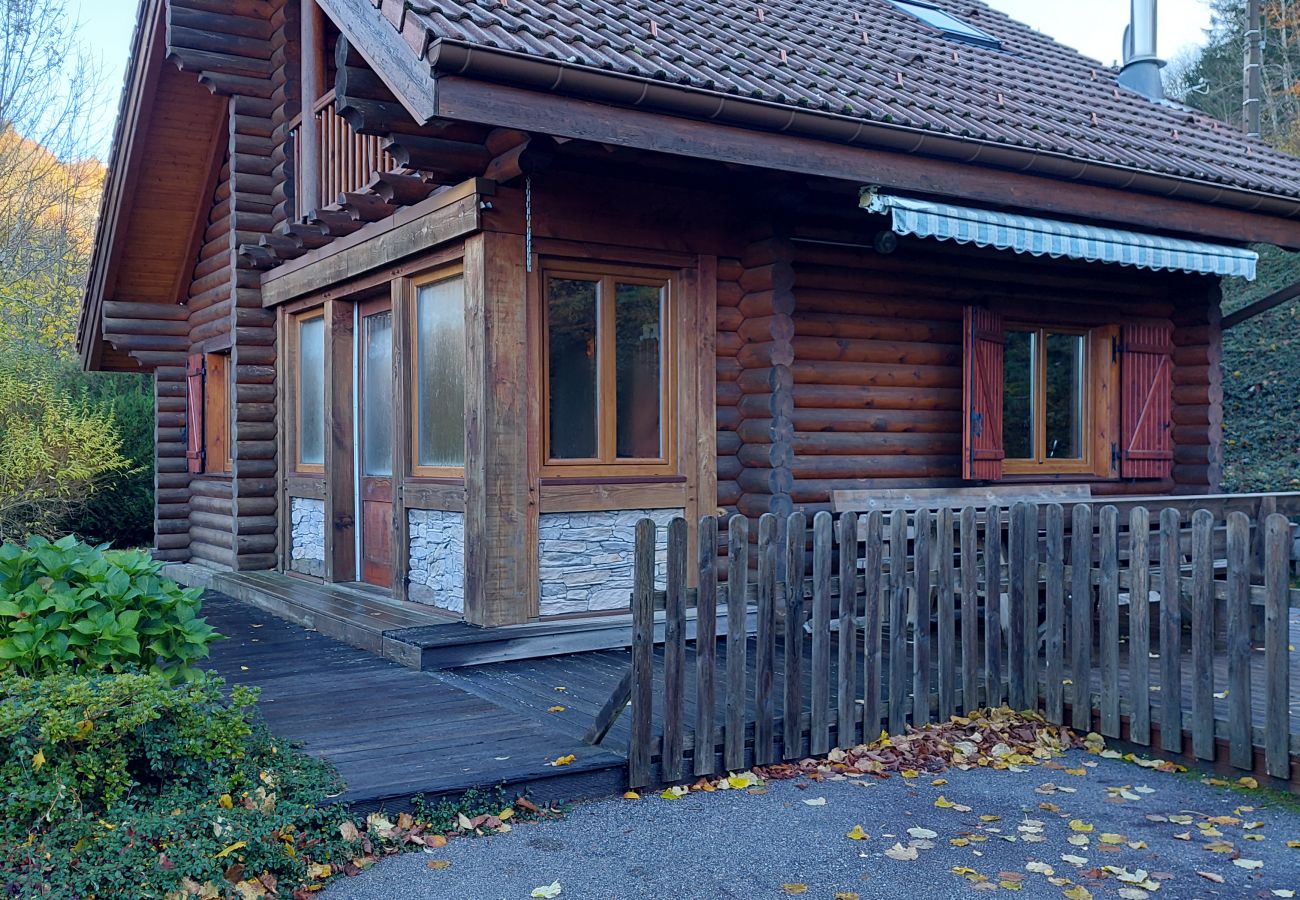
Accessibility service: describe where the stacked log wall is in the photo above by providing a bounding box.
[154,365,191,561]
[781,237,1198,514]
[1171,282,1224,493]
[715,257,743,515]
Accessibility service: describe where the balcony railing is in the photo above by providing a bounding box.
[290,90,397,219]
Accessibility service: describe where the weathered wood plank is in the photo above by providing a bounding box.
[1225,511,1252,770]
[811,511,833,754]
[889,508,909,735]
[755,514,778,765]
[1070,504,1093,732]
[662,518,688,782]
[1044,504,1065,725]
[629,519,657,788]
[938,507,957,720]
[863,511,885,736]
[1264,513,1292,779]
[1022,502,1040,709]
[913,507,932,726]
[959,506,979,714]
[984,505,1004,709]
[1099,505,1120,738]
[725,515,750,772]
[695,516,719,776]
[837,511,860,747]
[1007,502,1027,710]
[1127,507,1152,746]
[1159,508,1183,755]
[1191,508,1216,761]
[783,512,807,760]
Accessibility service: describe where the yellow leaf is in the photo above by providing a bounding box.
[980,815,1002,822]
[782,885,809,895]
[1063,886,1093,900]
[932,779,948,786]
[31,750,45,771]
[623,791,640,800]
[425,835,448,849]
[548,706,566,713]
[427,860,451,870]
[214,841,247,859]
[936,796,955,808]
[1000,880,1023,891]
[1098,833,1125,845]
[846,825,869,841]
[834,894,861,900]
[550,755,576,767]
[1237,776,1259,789]
[901,769,921,779]
[1287,840,1300,849]
[306,863,331,879]
[1068,820,1094,833]
[531,881,563,899]
[218,794,234,810]
[950,838,970,847]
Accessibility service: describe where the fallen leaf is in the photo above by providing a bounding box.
[215,841,247,860]
[834,894,861,900]
[426,860,450,870]
[907,827,938,840]
[1062,886,1092,900]
[1061,854,1088,867]
[548,706,566,713]
[1026,862,1055,876]
[531,881,563,899]
[885,842,919,861]
[782,885,808,895]
[549,755,576,767]
[1233,858,1264,870]
[339,821,360,842]
[623,791,640,800]
[1069,820,1094,833]
[846,825,869,841]
[1118,890,1149,900]
[1272,892,1295,898]
[31,749,45,771]
[803,797,827,807]
[1238,777,1259,789]
[1196,871,1225,884]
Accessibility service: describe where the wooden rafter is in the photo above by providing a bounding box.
[1221,278,1300,329]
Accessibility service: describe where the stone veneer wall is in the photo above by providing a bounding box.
[408,509,466,614]
[289,498,325,577]
[538,509,681,616]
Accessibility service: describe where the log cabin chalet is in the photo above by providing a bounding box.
[78,0,1300,630]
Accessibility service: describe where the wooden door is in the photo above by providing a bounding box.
[358,298,394,587]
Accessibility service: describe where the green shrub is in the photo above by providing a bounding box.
[0,671,356,899]
[0,535,219,679]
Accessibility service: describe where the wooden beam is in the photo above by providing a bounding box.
[433,76,1300,250]
[1222,278,1300,329]
[298,0,325,218]
[313,0,437,124]
[463,230,532,627]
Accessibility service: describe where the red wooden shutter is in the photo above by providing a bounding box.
[185,353,206,474]
[962,306,1005,481]
[1119,323,1174,479]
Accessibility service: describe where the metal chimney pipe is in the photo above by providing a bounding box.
[1244,0,1263,138]
[1119,0,1165,100]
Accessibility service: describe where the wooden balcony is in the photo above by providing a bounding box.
[290,90,397,219]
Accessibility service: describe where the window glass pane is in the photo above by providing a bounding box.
[298,317,325,467]
[547,278,599,459]
[1003,329,1035,461]
[1044,332,1085,460]
[362,310,393,476]
[416,277,466,468]
[614,282,664,459]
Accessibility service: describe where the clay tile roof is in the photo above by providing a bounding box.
[389,0,1300,202]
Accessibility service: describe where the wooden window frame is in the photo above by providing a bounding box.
[203,352,232,475]
[539,261,678,478]
[291,308,326,475]
[409,262,467,479]
[1002,322,1116,478]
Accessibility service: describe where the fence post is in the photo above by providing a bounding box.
[1225,511,1252,770]
[913,508,932,726]
[1021,502,1040,711]
[984,505,1004,708]
[811,511,833,754]
[1008,502,1027,709]
[783,512,807,760]
[837,512,860,748]
[694,516,718,777]
[1044,504,1065,725]
[754,514,777,766]
[1100,505,1120,738]
[863,511,885,736]
[662,518,688,783]
[959,507,980,714]
[1190,509,1215,762]
[1159,508,1183,755]
[1070,504,1093,732]
[628,518,657,789]
[889,508,909,734]
[938,507,957,720]
[725,515,749,772]
[1264,513,1292,779]
[1127,507,1152,746]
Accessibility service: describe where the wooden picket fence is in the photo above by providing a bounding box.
[623,498,1300,789]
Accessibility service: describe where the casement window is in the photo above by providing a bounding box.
[185,351,233,475]
[294,312,326,474]
[542,264,674,475]
[412,269,466,476]
[963,307,1171,481]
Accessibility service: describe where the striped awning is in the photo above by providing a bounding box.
[861,191,1258,280]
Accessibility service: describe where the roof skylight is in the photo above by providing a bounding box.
[887,0,1003,50]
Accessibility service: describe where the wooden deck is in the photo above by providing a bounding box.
[202,593,626,812]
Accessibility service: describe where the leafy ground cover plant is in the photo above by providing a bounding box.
[0,534,218,679]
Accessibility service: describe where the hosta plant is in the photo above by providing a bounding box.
[0,534,219,679]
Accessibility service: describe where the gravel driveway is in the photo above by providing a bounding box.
[322,750,1300,900]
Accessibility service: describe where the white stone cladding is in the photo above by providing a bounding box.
[408,509,466,614]
[289,497,325,577]
[538,509,681,616]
